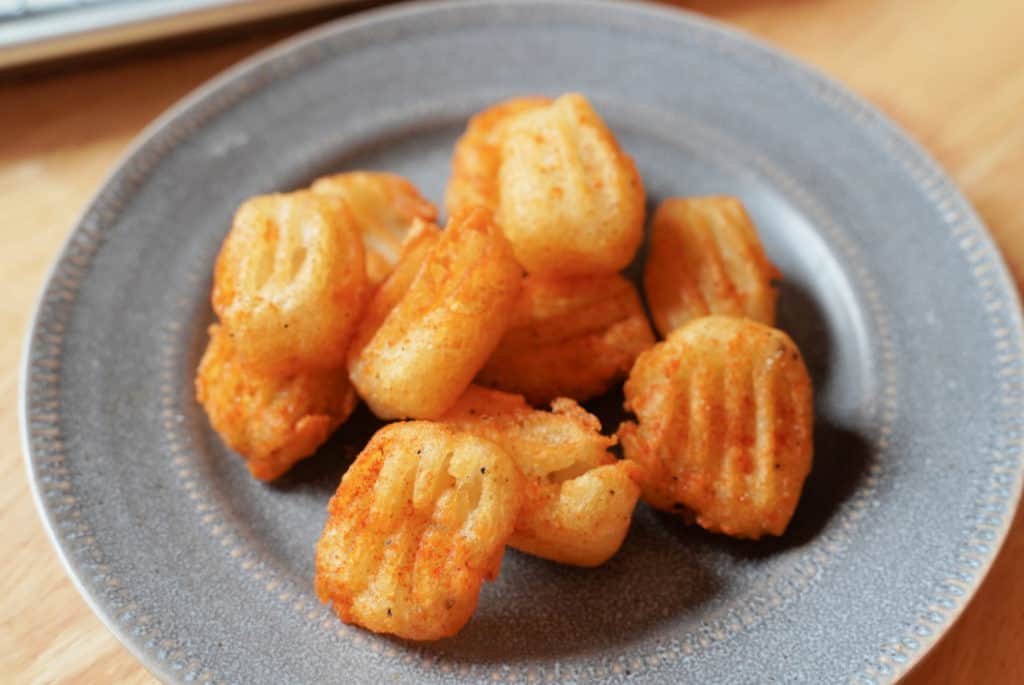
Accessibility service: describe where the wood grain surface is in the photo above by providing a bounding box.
[2,1,1022,682]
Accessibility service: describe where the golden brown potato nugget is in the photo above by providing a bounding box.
[310,172,437,285]
[444,386,612,479]
[195,324,357,481]
[351,218,441,350]
[619,316,813,539]
[348,207,522,420]
[497,93,645,275]
[445,96,551,216]
[477,273,655,405]
[514,462,641,567]
[212,191,366,373]
[443,386,641,567]
[645,196,780,337]
[315,422,523,640]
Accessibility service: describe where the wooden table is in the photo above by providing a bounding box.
[3,1,1022,682]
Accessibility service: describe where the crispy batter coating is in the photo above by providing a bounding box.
[445,96,551,217]
[351,218,441,361]
[645,197,780,337]
[497,93,645,275]
[514,462,642,566]
[348,207,523,420]
[619,316,813,539]
[195,324,357,481]
[212,191,367,373]
[477,273,656,405]
[315,421,523,640]
[310,172,437,285]
[442,386,641,567]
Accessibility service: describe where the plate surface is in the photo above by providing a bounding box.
[22,1,1024,683]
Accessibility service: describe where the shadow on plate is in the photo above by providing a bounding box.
[775,278,832,391]
[268,403,386,495]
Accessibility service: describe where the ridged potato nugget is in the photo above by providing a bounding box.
[619,316,813,539]
[497,93,645,275]
[310,172,437,285]
[645,196,780,337]
[195,324,357,481]
[315,421,523,640]
[477,273,656,405]
[212,191,367,373]
[445,96,551,216]
[353,218,441,345]
[442,386,641,567]
[347,207,522,420]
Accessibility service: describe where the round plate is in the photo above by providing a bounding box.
[22,1,1024,683]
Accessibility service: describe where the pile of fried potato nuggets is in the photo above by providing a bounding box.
[196,93,814,641]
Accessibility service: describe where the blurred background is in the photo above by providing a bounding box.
[2,1,1021,683]
[0,0,388,69]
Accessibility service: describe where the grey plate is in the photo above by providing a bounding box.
[21,1,1024,683]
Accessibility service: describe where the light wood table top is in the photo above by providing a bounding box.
[3,1,1022,682]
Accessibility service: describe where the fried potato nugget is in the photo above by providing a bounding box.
[445,96,551,216]
[645,197,780,337]
[212,191,367,373]
[353,218,441,345]
[315,422,523,640]
[619,316,813,539]
[477,273,656,405]
[442,386,641,567]
[310,172,437,285]
[348,207,522,420]
[497,93,645,275]
[195,324,357,481]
